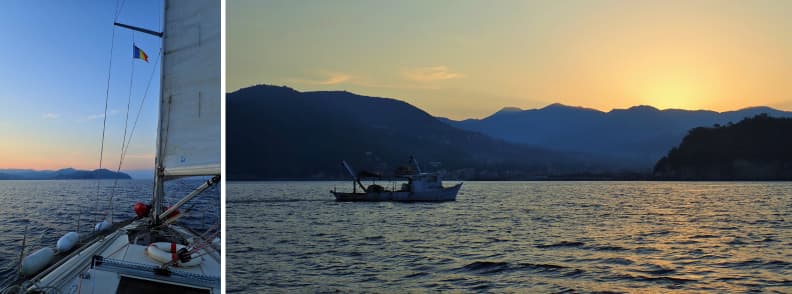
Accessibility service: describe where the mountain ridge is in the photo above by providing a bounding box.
[227,84,617,180]
[441,103,792,169]
[478,104,783,118]
[228,84,791,178]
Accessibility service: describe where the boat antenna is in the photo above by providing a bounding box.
[342,160,366,192]
[411,156,422,174]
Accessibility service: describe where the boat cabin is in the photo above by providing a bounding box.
[402,173,443,192]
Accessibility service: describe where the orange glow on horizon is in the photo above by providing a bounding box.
[229,1,792,120]
[0,145,153,171]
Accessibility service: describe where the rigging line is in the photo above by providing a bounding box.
[120,50,161,167]
[94,23,119,226]
[194,223,220,242]
[91,1,123,228]
[103,51,160,224]
[188,229,221,254]
[114,0,127,21]
[108,33,137,224]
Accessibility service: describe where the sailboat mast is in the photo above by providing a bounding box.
[149,0,221,225]
[151,0,168,225]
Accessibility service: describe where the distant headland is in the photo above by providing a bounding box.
[0,168,132,180]
[654,115,792,180]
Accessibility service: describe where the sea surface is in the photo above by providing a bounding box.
[0,179,220,285]
[227,181,791,293]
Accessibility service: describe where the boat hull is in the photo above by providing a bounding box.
[332,183,462,202]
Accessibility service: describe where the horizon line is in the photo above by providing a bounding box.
[230,83,791,118]
[0,167,153,172]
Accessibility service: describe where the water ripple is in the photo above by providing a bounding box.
[227,181,792,292]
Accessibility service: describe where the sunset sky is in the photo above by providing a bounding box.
[1,1,790,171]
[228,0,792,120]
[0,1,162,170]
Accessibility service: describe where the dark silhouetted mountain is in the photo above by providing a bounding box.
[227,85,614,180]
[441,104,792,169]
[0,168,131,180]
[654,115,792,180]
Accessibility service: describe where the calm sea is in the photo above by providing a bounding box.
[227,181,791,293]
[0,179,220,284]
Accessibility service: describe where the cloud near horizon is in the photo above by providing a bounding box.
[287,67,465,91]
[84,109,120,121]
[402,66,464,82]
[42,113,59,119]
[290,71,351,86]
[317,72,351,85]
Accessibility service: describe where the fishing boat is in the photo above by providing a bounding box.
[331,157,462,202]
[2,1,221,293]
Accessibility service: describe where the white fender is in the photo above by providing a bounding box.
[144,242,203,267]
[20,247,55,276]
[56,232,79,252]
[94,220,111,232]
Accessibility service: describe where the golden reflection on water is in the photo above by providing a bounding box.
[227,181,791,293]
[571,183,791,293]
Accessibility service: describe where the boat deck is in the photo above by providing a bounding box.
[15,219,220,294]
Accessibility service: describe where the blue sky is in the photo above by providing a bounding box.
[0,1,163,171]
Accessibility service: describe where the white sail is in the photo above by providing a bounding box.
[157,0,220,178]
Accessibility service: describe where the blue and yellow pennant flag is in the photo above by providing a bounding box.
[133,45,149,62]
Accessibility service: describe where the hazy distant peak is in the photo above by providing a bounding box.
[539,103,601,113]
[732,106,777,113]
[542,103,571,110]
[629,105,659,111]
[480,106,525,120]
[495,106,523,114]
